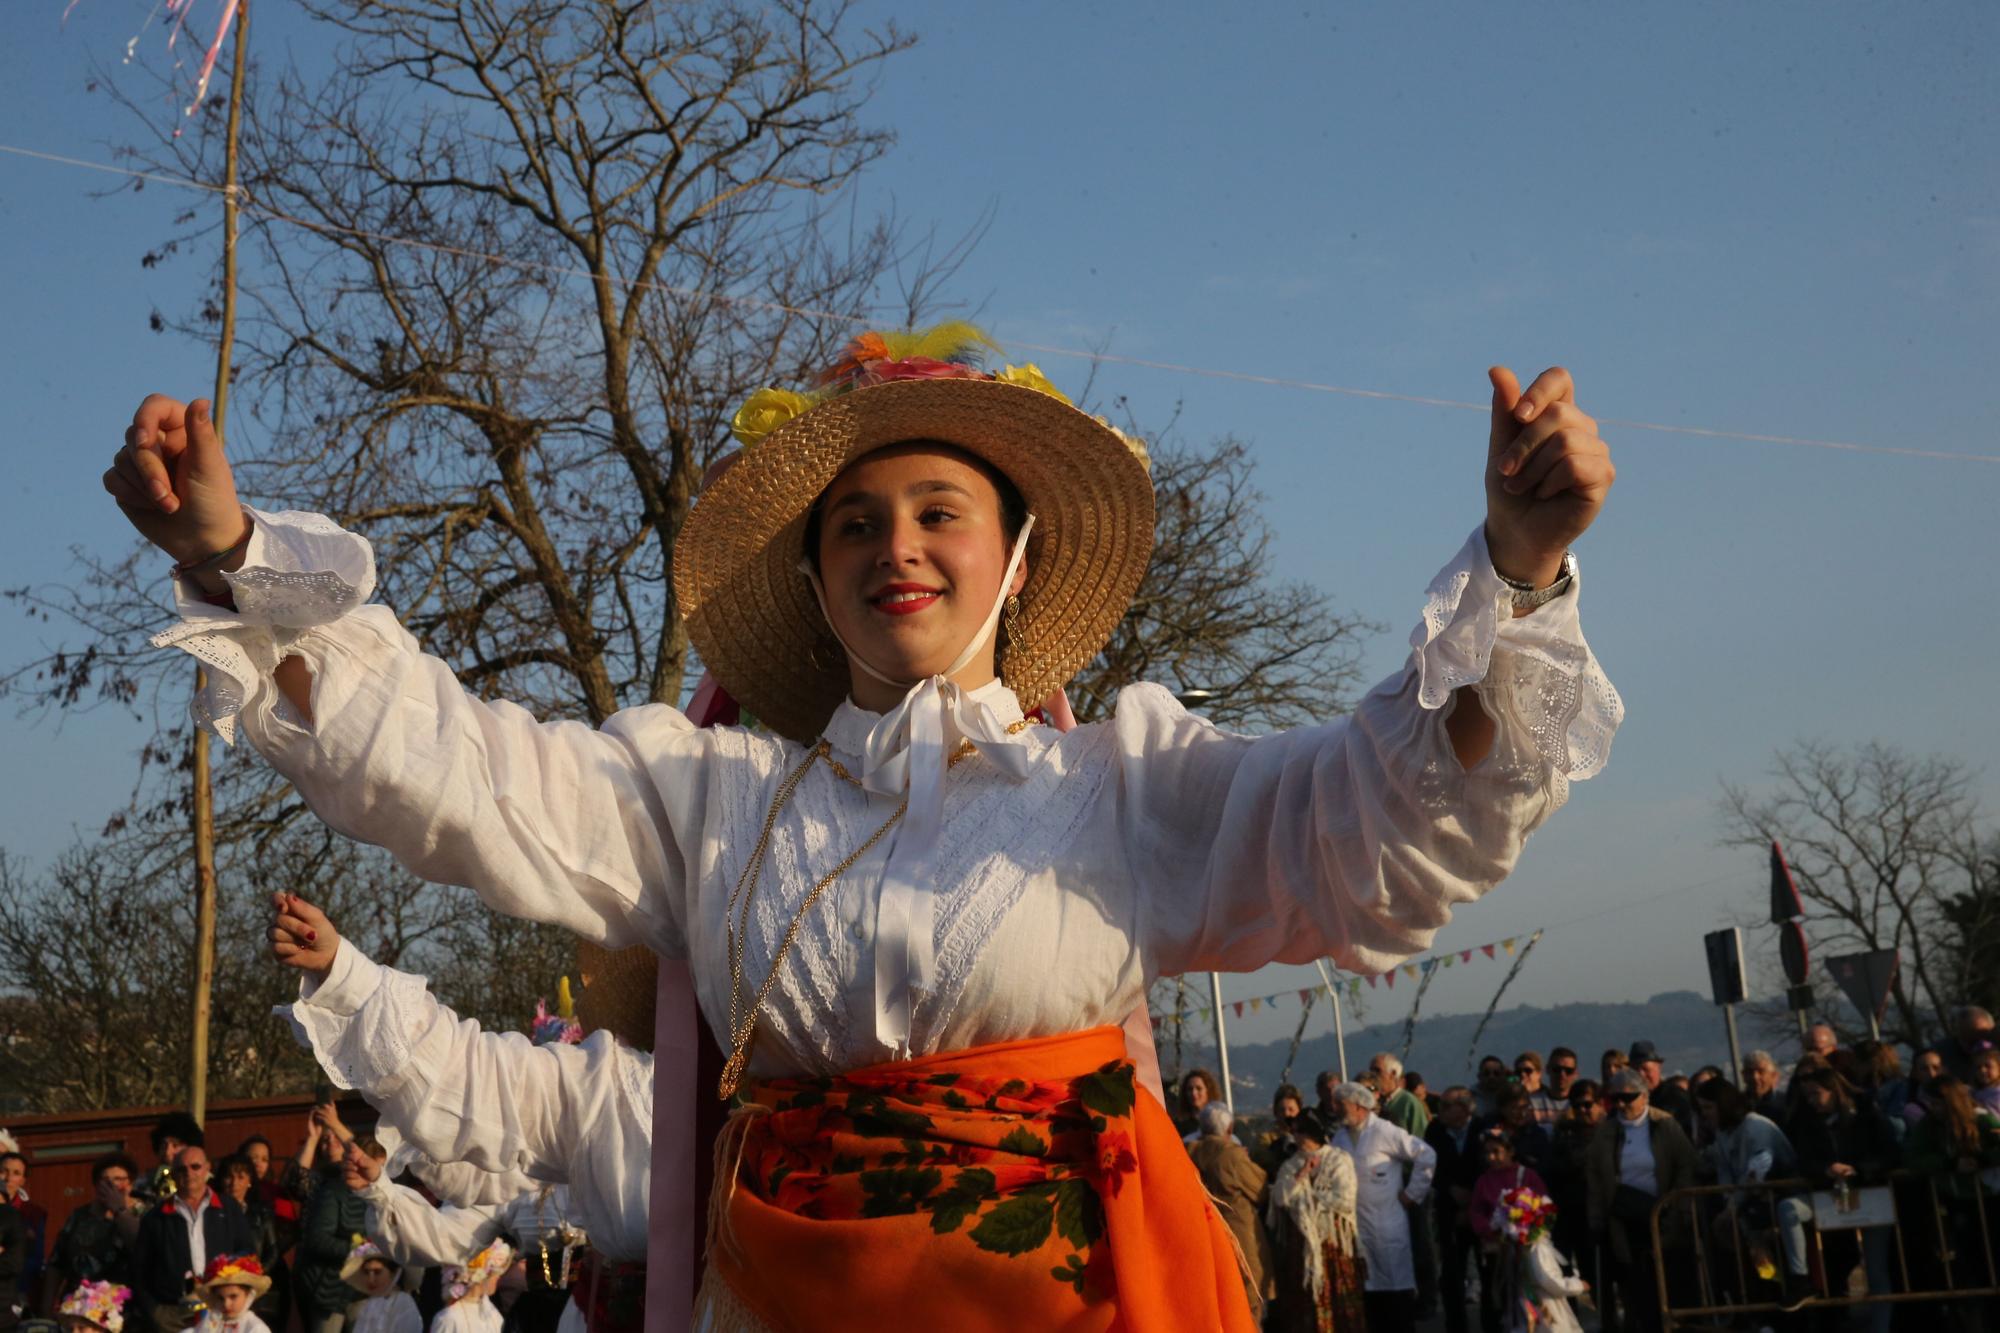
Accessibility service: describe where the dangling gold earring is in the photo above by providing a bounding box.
[1003,595,1023,654]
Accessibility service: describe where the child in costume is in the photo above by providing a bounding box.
[341,1239,422,1333]
[55,1279,132,1333]
[1493,1186,1590,1333]
[429,1240,511,1333]
[192,1255,273,1333]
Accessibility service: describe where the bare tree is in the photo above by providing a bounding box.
[1073,428,1378,730]
[0,829,458,1113]
[1721,740,1998,1051]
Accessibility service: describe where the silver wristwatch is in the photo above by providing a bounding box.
[1496,550,1576,609]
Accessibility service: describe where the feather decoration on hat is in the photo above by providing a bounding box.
[820,320,999,383]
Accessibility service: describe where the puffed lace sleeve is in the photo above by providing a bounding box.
[1123,523,1622,980]
[359,1178,503,1267]
[282,941,648,1191]
[151,506,709,954]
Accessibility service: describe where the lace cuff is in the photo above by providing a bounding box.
[150,506,377,745]
[280,947,432,1096]
[1410,525,1623,781]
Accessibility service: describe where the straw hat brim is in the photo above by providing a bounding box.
[574,941,658,1052]
[674,377,1156,744]
[341,1249,399,1292]
[198,1273,272,1299]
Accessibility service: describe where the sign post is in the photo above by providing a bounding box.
[1825,950,1900,1042]
[1770,841,1813,1043]
[1208,972,1234,1112]
[1705,927,1749,1082]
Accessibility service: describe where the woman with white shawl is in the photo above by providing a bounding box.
[1266,1110,1366,1333]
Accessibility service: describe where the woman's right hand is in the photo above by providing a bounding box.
[269,892,341,979]
[103,394,246,565]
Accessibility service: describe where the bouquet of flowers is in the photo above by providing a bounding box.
[1497,1185,1559,1247]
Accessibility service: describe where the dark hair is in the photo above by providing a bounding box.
[1548,1046,1579,1068]
[1292,1109,1332,1146]
[1693,1076,1751,1128]
[1568,1078,1601,1108]
[1928,1076,1984,1158]
[801,440,1030,577]
[1515,1051,1543,1072]
[237,1134,271,1155]
[356,1135,389,1162]
[1797,1066,1855,1112]
[1178,1069,1223,1115]
[150,1111,204,1156]
[0,1152,23,1172]
[215,1154,254,1186]
[1403,1071,1426,1093]
[1495,1085,1528,1113]
[1272,1083,1304,1114]
[92,1152,139,1185]
[1479,1126,1515,1157]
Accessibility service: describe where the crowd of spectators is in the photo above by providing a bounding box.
[1170,1004,2000,1333]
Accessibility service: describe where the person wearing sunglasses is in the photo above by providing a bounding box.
[1544,1048,1580,1103]
[1547,1081,1604,1313]
[1514,1052,1564,1130]
[1584,1070,1695,1333]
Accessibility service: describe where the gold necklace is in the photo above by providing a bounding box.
[718,733,1005,1099]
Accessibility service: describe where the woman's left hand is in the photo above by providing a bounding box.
[1484,365,1615,587]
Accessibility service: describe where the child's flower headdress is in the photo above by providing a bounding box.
[57,1280,133,1333]
[531,976,583,1046]
[196,1252,274,1299]
[443,1238,515,1302]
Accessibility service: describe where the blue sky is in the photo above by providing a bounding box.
[2,2,1995,1056]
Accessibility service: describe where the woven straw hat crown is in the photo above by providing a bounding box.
[674,327,1156,743]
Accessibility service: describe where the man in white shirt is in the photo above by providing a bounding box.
[1330,1082,1437,1333]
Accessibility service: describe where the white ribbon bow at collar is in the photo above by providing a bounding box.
[800,516,1040,1053]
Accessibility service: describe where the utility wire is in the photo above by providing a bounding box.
[6,141,1996,467]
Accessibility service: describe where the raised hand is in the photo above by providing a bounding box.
[1484,366,1615,588]
[268,892,341,979]
[103,394,247,568]
[339,1140,381,1191]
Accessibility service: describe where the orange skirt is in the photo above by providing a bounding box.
[708,1025,1257,1332]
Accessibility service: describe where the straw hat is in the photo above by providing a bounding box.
[674,327,1156,744]
[340,1238,400,1293]
[196,1254,272,1300]
[574,941,657,1052]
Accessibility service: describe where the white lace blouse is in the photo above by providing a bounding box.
[160,508,1620,1078]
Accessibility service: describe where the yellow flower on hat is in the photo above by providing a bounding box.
[730,387,812,448]
[996,363,1072,406]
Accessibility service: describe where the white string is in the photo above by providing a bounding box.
[5,140,1996,467]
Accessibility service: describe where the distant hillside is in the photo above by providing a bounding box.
[1162,989,1738,1101]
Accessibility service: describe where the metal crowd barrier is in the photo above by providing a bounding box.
[1648,1172,1999,1331]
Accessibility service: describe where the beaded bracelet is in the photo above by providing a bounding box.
[173,512,255,579]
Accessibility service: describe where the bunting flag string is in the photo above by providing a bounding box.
[1147,929,1536,1031]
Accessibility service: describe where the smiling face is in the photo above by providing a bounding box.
[812,444,1027,711]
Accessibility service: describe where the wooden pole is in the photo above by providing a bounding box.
[189,0,249,1127]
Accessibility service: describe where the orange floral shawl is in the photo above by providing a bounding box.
[708,1025,1255,1332]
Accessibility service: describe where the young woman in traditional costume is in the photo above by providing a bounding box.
[112,325,1620,1330]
